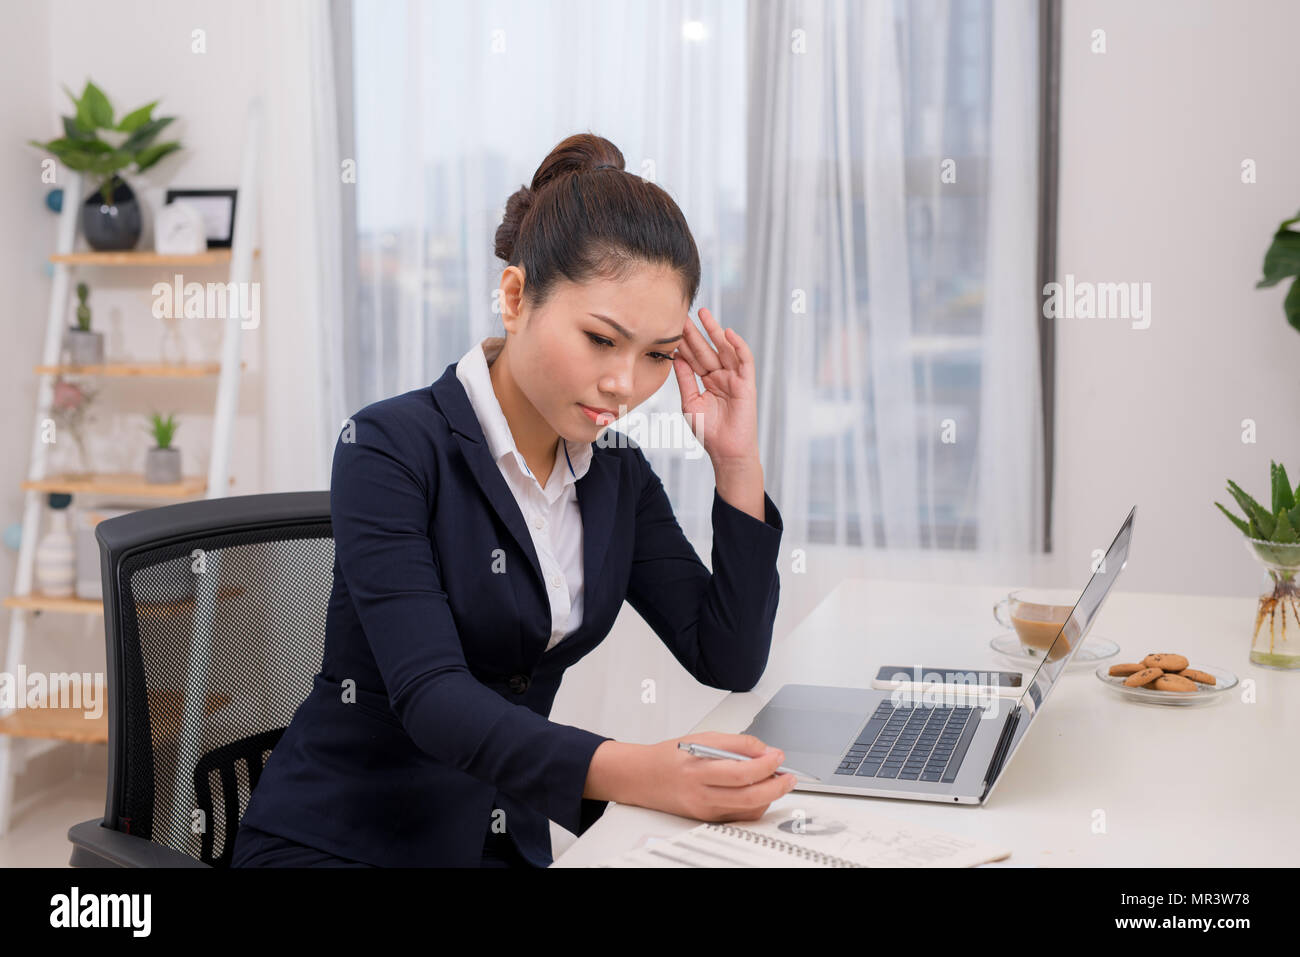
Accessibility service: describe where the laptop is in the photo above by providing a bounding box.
[742,506,1135,805]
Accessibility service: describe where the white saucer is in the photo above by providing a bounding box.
[989,632,1120,668]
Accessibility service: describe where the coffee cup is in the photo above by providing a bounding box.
[993,589,1076,661]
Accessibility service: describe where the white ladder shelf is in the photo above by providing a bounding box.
[0,98,264,837]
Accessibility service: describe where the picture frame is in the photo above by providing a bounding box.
[164,188,238,248]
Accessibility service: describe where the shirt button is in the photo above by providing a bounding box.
[550,574,562,588]
[533,515,545,529]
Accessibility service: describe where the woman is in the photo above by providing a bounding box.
[232,133,791,868]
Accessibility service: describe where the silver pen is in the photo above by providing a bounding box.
[677,741,821,782]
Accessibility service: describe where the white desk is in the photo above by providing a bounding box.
[553,579,1297,867]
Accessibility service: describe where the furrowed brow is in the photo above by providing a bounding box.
[590,313,683,345]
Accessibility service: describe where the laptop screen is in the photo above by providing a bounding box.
[1015,506,1136,718]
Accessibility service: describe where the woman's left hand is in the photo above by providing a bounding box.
[672,307,760,465]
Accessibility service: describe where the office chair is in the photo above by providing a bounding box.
[67,491,333,867]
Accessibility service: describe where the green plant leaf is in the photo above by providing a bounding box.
[1291,502,1300,532]
[1258,210,1300,282]
[1228,479,1275,538]
[61,115,93,141]
[133,141,180,173]
[73,93,96,134]
[1273,508,1299,544]
[35,136,113,157]
[1285,278,1300,335]
[82,80,114,129]
[28,137,106,173]
[1257,233,1300,288]
[1274,461,1296,513]
[45,151,93,173]
[1215,501,1251,537]
[1253,538,1299,568]
[116,99,158,133]
[87,149,133,177]
[1256,213,1300,288]
[121,115,172,153]
[147,412,179,449]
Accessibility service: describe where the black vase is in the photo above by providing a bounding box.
[82,174,143,251]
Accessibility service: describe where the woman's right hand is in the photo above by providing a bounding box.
[632,731,798,822]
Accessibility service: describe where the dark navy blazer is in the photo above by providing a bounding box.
[237,360,784,867]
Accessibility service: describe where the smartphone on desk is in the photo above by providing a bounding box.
[870,665,1026,699]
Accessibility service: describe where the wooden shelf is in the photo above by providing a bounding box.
[134,584,246,620]
[3,593,103,616]
[0,704,107,743]
[49,249,259,267]
[4,584,246,619]
[0,686,234,745]
[35,361,243,378]
[23,472,207,498]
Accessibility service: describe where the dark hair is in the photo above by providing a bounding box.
[494,132,701,312]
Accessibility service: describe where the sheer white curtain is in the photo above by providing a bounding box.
[258,0,348,492]
[976,0,1046,564]
[747,0,1045,585]
[344,0,743,550]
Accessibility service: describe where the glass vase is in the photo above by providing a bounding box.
[1244,537,1300,670]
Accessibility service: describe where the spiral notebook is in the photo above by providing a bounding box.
[595,793,1011,868]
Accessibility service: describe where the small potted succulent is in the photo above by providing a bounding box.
[1215,460,1300,669]
[143,412,181,484]
[64,281,103,366]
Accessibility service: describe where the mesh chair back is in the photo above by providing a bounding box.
[96,491,332,866]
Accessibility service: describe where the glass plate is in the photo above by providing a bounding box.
[1094,662,1238,707]
[989,633,1119,668]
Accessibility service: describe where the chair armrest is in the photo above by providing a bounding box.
[68,818,211,868]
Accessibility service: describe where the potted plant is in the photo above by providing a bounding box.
[49,376,98,477]
[1256,209,1300,334]
[64,281,103,365]
[1215,460,1300,669]
[143,412,181,484]
[27,80,182,251]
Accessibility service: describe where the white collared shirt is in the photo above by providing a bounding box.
[456,336,593,652]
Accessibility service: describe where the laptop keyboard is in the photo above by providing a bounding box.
[834,700,983,783]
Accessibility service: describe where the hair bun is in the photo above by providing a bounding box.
[492,132,700,315]
[494,183,534,263]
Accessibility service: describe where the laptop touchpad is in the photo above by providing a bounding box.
[743,705,863,757]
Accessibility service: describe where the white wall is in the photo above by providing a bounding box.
[0,0,55,607]
[1047,0,1300,599]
